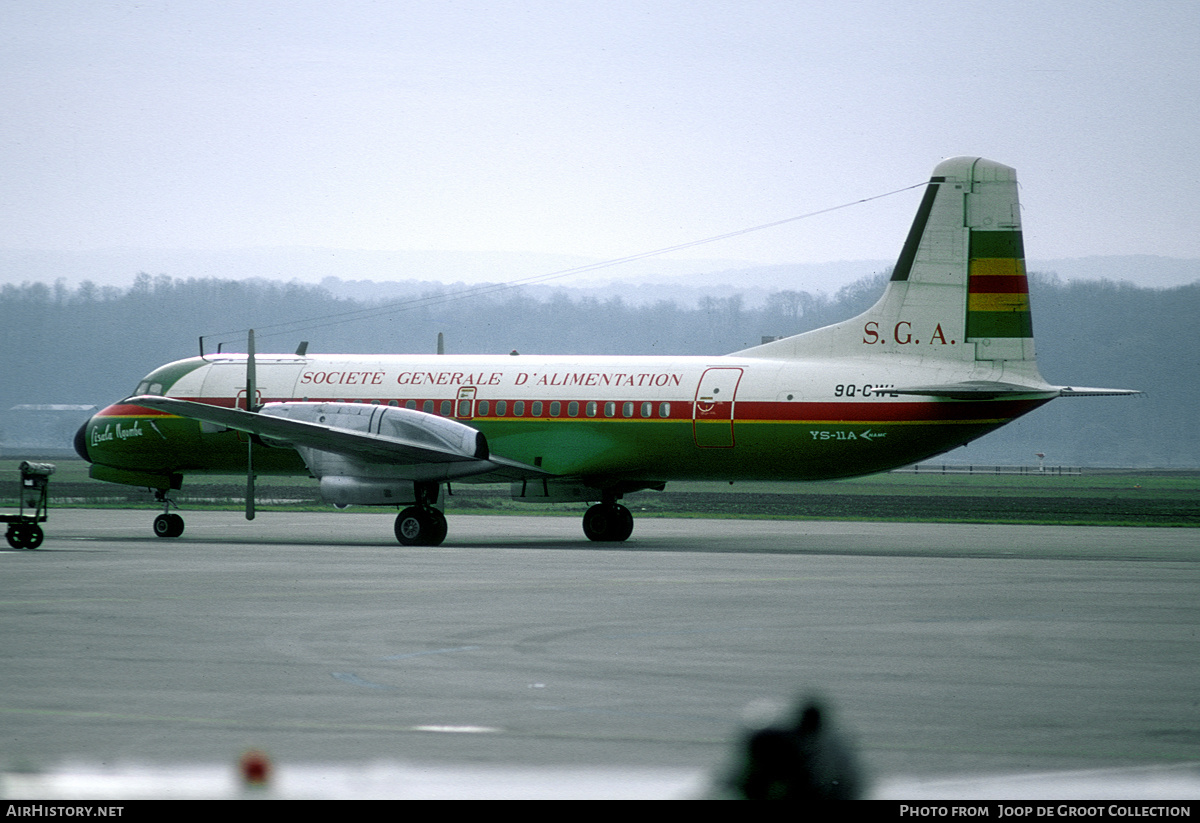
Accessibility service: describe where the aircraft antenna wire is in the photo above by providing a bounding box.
[201,181,928,349]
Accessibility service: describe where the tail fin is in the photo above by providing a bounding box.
[739,157,1037,366]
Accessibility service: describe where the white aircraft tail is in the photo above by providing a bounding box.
[740,156,1039,369]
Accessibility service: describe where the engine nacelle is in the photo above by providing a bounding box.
[261,402,486,458]
[257,402,493,501]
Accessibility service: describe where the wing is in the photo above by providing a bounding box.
[126,395,548,481]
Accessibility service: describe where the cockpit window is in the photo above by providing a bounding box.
[135,382,150,395]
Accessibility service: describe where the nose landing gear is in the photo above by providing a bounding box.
[152,490,185,538]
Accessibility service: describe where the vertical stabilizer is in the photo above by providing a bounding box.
[738,157,1037,366]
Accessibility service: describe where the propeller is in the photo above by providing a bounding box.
[245,328,256,521]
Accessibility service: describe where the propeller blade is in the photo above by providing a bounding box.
[246,329,256,521]
[246,445,256,521]
[246,328,257,411]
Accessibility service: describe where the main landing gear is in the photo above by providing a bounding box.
[152,490,184,538]
[394,481,447,546]
[394,506,448,546]
[582,501,634,542]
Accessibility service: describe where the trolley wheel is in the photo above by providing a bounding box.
[4,524,42,549]
[23,524,43,549]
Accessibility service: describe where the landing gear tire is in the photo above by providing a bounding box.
[583,503,634,542]
[394,506,448,546]
[153,513,185,538]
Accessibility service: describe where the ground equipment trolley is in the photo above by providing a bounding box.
[3,461,55,549]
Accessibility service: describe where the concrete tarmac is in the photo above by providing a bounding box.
[3,510,1198,796]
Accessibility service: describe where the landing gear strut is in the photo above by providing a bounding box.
[394,481,447,546]
[582,500,634,542]
[152,490,184,538]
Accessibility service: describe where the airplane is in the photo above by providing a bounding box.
[73,156,1137,546]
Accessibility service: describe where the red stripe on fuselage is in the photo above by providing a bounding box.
[94,403,183,418]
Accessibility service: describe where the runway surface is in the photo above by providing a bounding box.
[3,510,1198,798]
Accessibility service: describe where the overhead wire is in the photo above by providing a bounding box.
[202,180,928,350]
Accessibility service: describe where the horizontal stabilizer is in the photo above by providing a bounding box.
[879,382,1140,399]
[876,382,1060,400]
[1054,387,1143,397]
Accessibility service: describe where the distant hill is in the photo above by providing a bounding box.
[1,249,1195,306]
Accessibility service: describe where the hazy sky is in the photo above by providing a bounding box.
[4,1,1198,273]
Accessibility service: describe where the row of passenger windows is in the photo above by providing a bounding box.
[387,398,673,419]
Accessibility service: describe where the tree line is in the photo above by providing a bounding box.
[1,270,1195,466]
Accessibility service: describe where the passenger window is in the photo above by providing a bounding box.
[440,400,452,416]
[550,401,561,417]
[423,400,434,413]
[641,402,652,418]
[586,401,597,418]
[477,400,489,416]
[605,401,616,418]
[659,402,670,418]
[532,401,543,416]
[514,401,525,416]
[495,400,507,416]
[405,400,416,410]
[623,402,634,418]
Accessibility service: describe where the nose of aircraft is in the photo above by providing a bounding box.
[74,417,92,463]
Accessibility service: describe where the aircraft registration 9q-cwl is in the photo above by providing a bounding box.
[75,157,1137,546]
